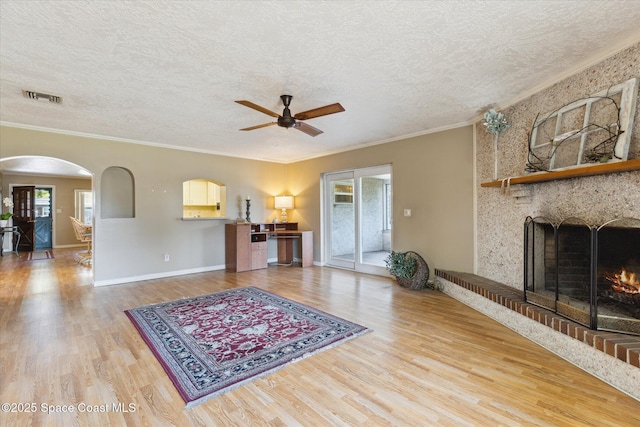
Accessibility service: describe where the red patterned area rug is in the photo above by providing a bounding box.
[125,286,371,408]
[25,250,54,261]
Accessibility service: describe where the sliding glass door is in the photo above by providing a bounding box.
[324,165,392,275]
[326,171,355,269]
[358,166,392,275]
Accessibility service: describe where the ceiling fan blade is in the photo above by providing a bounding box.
[240,122,277,131]
[235,100,281,118]
[294,103,345,120]
[294,122,323,137]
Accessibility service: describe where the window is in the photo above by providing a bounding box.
[35,188,51,218]
[333,181,353,204]
[75,189,93,224]
[384,183,391,231]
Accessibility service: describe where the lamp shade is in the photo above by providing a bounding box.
[274,195,294,209]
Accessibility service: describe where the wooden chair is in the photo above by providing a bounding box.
[69,217,92,265]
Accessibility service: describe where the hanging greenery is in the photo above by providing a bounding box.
[482,109,510,136]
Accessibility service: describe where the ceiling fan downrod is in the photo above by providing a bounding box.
[278,95,296,128]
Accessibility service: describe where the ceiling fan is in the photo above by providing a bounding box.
[235,95,345,137]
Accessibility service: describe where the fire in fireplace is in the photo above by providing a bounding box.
[524,216,640,335]
[607,268,640,295]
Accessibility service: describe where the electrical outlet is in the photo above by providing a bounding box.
[164,253,170,262]
[404,209,412,217]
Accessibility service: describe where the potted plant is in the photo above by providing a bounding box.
[385,250,431,290]
[0,197,13,227]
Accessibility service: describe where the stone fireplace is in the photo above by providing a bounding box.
[471,43,640,398]
[524,216,640,335]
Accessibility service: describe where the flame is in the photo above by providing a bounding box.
[606,268,640,294]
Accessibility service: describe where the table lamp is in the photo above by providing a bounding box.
[274,195,294,223]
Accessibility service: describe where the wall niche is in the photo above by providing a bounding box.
[101,166,135,219]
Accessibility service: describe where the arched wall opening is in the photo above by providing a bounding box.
[0,155,94,270]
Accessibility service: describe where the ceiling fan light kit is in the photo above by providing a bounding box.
[236,95,344,137]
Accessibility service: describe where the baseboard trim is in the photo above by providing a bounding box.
[94,264,226,287]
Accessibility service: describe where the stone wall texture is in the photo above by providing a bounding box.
[476,42,640,288]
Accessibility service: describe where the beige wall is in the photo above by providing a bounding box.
[287,125,475,273]
[1,123,475,284]
[476,42,640,288]
[0,126,287,284]
[2,174,91,247]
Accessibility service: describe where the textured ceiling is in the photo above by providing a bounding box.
[2,1,640,176]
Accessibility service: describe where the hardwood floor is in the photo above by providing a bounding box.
[1,249,639,426]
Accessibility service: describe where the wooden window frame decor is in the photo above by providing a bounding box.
[526,77,638,172]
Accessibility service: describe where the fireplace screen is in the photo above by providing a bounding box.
[524,216,640,335]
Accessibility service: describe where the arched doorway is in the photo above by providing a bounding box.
[0,156,94,268]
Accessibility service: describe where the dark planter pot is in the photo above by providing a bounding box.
[394,251,430,290]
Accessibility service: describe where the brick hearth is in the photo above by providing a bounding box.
[435,269,640,369]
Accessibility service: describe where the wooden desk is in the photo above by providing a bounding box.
[268,230,313,267]
[225,223,313,271]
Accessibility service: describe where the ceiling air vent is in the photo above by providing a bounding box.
[22,89,62,104]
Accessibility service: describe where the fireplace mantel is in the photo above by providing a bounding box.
[481,159,640,188]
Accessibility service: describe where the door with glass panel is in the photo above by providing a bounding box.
[34,187,53,250]
[324,165,392,275]
[12,185,36,252]
[357,165,392,275]
[326,171,355,269]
